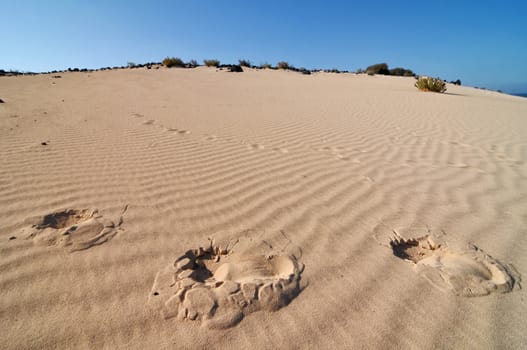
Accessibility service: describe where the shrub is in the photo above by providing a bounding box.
[163,57,184,68]
[450,79,461,85]
[366,63,389,75]
[238,59,251,67]
[389,67,415,77]
[229,65,244,73]
[188,59,198,67]
[415,76,447,93]
[277,61,290,70]
[260,62,272,69]
[203,59,220,67]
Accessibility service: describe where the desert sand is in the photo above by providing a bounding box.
[1,67,526,349]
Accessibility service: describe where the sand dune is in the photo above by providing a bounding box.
[1,67,526,349]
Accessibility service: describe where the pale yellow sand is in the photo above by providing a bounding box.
[1,67,526,349]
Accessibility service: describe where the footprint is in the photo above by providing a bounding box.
[389,234,520,297]
[205,134,217,141]
[177,130,190,135]
[131,113,144,118]
[248,144,264,150]
[272,148,288,154]
[142,119,155,125]
[20,206,128,252]
[148,232,304,329]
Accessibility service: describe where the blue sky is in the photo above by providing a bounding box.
[2,0,526,93]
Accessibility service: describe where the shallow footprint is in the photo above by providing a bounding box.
[390,234,520,297]
[20,206,128,252]
[248,144,264,150]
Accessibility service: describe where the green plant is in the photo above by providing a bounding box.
[415,76,447,93]
[277,61,290,70]
[162,57,184,68]
[238,59,251,67]
[366,63,389,75]
[203,59,220,67]
[389,67,415,77]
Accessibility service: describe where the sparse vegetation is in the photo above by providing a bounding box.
[203,59,220,67]
[366,63,389,75]
[450,79,461,85]
[238,59,251,67]
[188,59,198,67]
[277,61,290,70]
[229,65,244,73]
[388,67,415,77]
[260,62,272,69]
[162,57,185,68]
[415,76,447,93]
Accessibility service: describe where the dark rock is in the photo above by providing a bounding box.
[41,142,48,146]
[9,236,16,240]
[0,98,4,103]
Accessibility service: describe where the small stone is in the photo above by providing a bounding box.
[0,98,4,103]
[9,236,16,240]
[176,257,194,270]
[41,142,47,146]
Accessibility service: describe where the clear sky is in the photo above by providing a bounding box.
[2,0,526,93]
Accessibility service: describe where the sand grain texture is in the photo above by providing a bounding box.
[1,68,526,349]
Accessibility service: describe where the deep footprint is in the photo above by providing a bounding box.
[21,206,127,252]
[390,235,520,297]
[149,235,304,329]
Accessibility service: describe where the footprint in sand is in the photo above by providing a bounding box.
[272,147,288,154]
[20,206,128,252]
[162,127,190,135]
[148,231,304,329]
[248,144,264,150]
[388,233,520,297]
[142,119,155,125]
